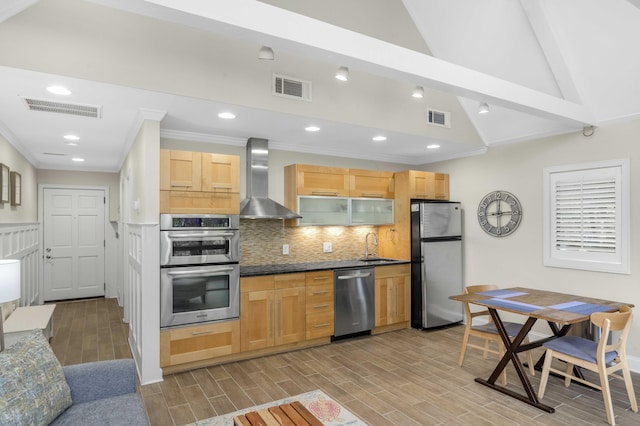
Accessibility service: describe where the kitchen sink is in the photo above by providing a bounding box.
[357,257,397,264]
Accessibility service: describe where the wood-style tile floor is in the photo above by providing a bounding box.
[50,298,640,425]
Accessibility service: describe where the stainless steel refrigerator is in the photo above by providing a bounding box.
[410,201,463,329]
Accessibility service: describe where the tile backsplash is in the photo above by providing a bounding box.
[240,220,381,265]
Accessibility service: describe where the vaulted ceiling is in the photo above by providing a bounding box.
[1,0,639,172]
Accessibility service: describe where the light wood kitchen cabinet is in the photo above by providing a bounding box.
[160,150,202,192]
[379,170,449,260]
[201,153,240,193]
[349,168,394,199]
[305,270,334,339]
[285,164,350,198]
[398,170,449,200]
[160,149,240,214]
[285,164,395,226]
[160,191,240,214]
[240,273,306,352]
[374,264,410,327]
[160,320,240,367]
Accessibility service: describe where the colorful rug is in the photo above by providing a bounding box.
[190,389,366,426]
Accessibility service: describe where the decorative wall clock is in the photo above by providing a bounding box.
[477,190,522,237]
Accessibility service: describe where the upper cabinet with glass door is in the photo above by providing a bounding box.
[285,164,395,226]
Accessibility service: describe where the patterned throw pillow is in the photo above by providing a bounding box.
[0,330,72,426]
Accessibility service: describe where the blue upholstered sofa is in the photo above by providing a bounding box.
[51,359,148,425]
[0,330,148,426]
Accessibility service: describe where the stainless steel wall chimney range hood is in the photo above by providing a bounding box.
[239,138,302,219]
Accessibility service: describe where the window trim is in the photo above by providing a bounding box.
[543,159,630,274]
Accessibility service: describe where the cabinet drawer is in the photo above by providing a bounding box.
[241,275,274,293]
[306,284,333,307]
[305,270,333,286]
[160,320,240,367]
[275,273,306,289]
[306,311,334,339]
[374,264,410,279]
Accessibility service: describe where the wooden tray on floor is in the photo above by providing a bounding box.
[234,401,323,426]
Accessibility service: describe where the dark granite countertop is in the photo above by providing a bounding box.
[240,258,410,277]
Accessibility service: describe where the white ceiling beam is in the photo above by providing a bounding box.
[520,0,583,104]
[0,0,40,23]
[89,0,596,127]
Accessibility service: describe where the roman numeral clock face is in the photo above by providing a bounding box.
[477,191,522,237]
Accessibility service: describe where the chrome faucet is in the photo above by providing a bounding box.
[364,232,379,259]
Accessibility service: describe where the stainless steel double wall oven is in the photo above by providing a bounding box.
[160,214,240,328]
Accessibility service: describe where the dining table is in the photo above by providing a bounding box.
[449,287,633,413]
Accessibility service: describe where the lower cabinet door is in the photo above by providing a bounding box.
[160,320,240,367]
[375,264,410,327]
[240,290,275,352]
[275,287,306,345]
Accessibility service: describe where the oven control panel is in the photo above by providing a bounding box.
[160,214,239,230]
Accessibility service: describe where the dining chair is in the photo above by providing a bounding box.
[458,284,535,385]
[537,305,637,426]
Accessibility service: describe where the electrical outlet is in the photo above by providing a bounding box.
[323,242,332,253]
[282,244,289,255]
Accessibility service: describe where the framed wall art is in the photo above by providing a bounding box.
[10,171,21,206]
[0,163,9,203]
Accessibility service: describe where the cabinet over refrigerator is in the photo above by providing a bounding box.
[410,201,463,329]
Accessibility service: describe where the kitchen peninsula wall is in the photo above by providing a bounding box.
[240,219,383,265]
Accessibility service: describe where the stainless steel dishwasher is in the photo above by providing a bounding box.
[334,267,375,338]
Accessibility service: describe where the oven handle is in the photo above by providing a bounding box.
[166,267,235,276]
[167,233,236,239]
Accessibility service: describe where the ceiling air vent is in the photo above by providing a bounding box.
[22,97,102,118]
[427,108,451,128]
[273,74,312,101]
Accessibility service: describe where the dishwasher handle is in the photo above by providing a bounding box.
[337,272,372,280]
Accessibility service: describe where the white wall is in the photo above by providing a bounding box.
[0,134,39,318]
[122,120,160,224]
[427,118,640,366]
[37,170,120,220]
[0,134,37,223]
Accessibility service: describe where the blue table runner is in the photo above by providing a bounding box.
[484,298,543,313]
[477,289,529,298]
[548,301,612,315]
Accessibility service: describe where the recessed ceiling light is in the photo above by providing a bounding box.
[478,103,490,114]
[64,134,80,141]
[71,157,85,162]
[372,136,387,142]
[218,112,236,119]
[335,66,349,81]
[411,86,424,98]
[305,126,320,132]
[427,144,440,149]
[46,85,71,95]
[65,142,78,147]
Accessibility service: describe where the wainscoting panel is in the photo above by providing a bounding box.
[126,223,162,385]
[0,223,40,311]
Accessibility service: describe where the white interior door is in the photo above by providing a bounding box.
[43,188,105,301]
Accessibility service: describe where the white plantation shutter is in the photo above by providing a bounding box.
[543,160,629,274]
